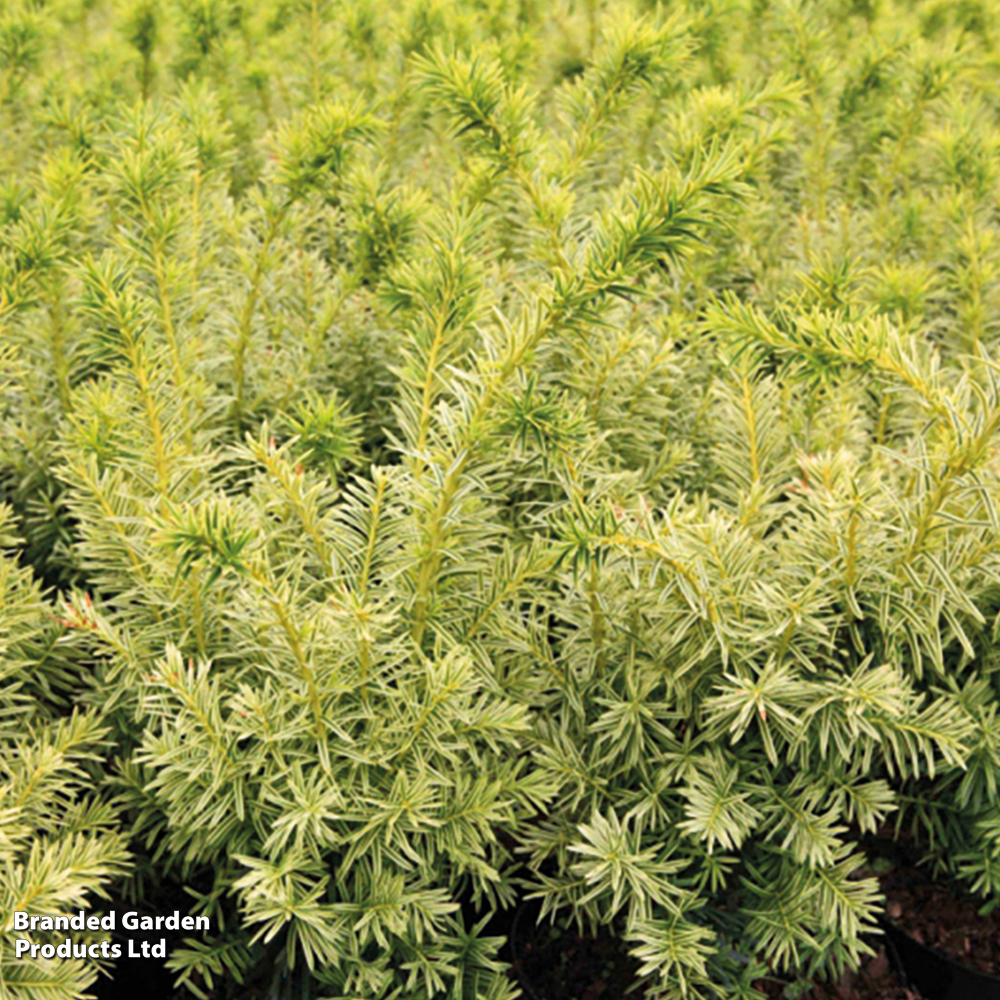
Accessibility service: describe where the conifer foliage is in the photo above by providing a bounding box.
[3,0,1000,997]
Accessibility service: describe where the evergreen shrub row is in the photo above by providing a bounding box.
[3,0,1000,997]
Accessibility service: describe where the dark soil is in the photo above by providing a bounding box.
[506,901,647,1000]
[753,951,917,1000]
[880,860,1000,977]
[91,908,186,1000]
[93,953,182,1000]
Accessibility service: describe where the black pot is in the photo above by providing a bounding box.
[882,918,1000,1000]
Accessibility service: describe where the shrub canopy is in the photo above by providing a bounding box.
[4,0,1000,998]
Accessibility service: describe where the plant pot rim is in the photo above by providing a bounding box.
[881,916,1000,999]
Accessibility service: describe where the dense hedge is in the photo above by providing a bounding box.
[4,0,1000,998]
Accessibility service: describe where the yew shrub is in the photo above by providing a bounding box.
[4,0,1000,998]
